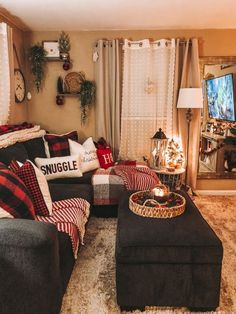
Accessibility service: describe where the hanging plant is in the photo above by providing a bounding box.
[78,72,96,124]
[28,44,47,92]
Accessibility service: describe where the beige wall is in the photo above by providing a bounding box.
[25,29,236,190]
[26,29,236,140]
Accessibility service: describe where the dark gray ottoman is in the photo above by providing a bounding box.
[115,190,223,311]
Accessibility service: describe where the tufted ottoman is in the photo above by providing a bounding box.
[115,190,223,312]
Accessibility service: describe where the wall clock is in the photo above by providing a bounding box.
[14,69,26,103]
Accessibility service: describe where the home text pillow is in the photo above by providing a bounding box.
[10,160,53,216]
[0,162,35,219]
[35,156,82,180]
[44,131,78,157]
[69,137,100,173]
[96,146,114,169]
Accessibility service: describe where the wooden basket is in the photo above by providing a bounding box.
[129,190,186,219]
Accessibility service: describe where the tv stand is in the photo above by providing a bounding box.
[200,132,236,173]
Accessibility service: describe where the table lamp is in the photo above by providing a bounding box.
[177,88,203,187]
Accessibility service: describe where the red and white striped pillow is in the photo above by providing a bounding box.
[10,160,53,216]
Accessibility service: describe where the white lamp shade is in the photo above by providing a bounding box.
[177,88,203,109]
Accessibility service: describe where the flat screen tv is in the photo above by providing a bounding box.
[206,73,236,122]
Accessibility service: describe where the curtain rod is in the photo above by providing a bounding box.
[96,39,192,46]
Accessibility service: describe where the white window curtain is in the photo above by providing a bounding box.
[119,38,176,161]
[0,22,10,125]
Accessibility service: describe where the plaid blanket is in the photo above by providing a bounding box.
[36,198,90,258]
[92,168,125,205]
[0,122,34,136]
[92,165,160,205]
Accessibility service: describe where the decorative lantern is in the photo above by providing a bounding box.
[150,128,168,169]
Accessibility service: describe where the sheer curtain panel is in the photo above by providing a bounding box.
[94,39,122,159]
[0,22,11,125]
[119,39,175,161]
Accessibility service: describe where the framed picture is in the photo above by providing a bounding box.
[42,40,60,60]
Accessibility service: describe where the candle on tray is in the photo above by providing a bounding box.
[151,184,169,202]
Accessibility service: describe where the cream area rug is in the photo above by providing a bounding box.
[60,195,236,314]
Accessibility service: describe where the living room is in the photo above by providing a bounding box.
[0,1,236,314]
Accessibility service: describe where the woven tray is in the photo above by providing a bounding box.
[129,190,186,219]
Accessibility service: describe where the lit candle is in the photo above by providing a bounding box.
[152,187,164,197]
[151,185,169,203]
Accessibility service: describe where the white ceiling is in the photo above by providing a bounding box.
[1,0,236,31]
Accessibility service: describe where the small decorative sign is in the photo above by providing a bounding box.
[42,41,60,59]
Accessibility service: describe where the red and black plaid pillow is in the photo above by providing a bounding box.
[10,161,52,216]
[0,162,35,219]
[44,131,78,157]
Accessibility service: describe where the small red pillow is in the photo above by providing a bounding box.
[44,131,78,157]
[96,146,114,169]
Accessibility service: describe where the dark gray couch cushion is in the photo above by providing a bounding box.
[23,137,47,162]
[116,190,223,264]
[49,170,94,185]
[0,143,28,165]
[49,183,93,204]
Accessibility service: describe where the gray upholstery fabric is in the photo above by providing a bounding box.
[116,191,223,310]
[49,183,93,203]
[0,219,62,314]
[0,143,28,165]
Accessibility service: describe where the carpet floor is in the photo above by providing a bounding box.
[60,195,236,314]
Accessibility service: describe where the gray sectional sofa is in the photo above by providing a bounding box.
[0,137,93,314]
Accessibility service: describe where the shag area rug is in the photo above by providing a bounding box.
[61,195,236,314]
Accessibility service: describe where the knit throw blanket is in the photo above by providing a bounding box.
[113,165,160,190]
[0,122,34,136]
[0,124,46,148]
[36,198,90,258]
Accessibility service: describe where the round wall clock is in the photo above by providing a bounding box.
[14,69,26,103]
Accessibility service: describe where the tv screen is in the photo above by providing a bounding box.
[206,73,236,122]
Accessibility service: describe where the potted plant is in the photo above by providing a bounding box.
[78,72,96,124]
[28,44,47,92]
[58,31,71,61]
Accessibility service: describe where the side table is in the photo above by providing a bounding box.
[152,167,185,190]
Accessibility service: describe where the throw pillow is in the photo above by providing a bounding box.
[10,160,53,216]
[69,137,100,173]
[35,156,82,180]
[96,146,114,169]
[44,131,78,157]
[0,162,35,219]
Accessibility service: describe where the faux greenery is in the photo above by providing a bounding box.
[58,31,71,53]
[28,44,47,92]
[78,72,96,124]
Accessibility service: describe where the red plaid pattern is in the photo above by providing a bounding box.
[0,122,34,136]
[0,162,35,219]
[44,131,78,157]
[9,160,21,173]
[36,198,90,258]
[11,161,50,216]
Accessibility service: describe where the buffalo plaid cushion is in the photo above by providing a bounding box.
[44,131,78,157]
[9,159,21,172]
[11,161,51,216]
[0,162,35,219]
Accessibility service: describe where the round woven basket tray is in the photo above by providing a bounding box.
[129,190,186,219]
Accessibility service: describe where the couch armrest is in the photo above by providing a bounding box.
[0,219,62,314]
[49,183,93,203]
